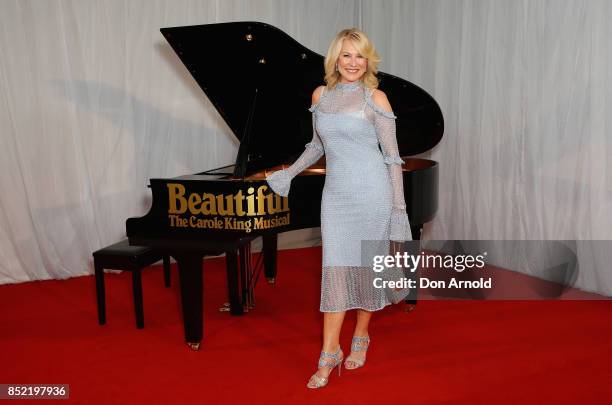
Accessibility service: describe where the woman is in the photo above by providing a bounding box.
[265,28,411,389]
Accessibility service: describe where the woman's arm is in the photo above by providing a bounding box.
[265,86,326,197]
[369,89,412,242]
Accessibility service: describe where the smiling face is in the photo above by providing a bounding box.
[336,39,367,84]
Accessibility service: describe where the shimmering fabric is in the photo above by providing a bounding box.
[266,81,411,312]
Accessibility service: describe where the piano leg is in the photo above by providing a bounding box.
[263,233,278,283]
[239,245,251,310]
[225,250,244,316]
[410,224,422,241]
[174,253,204,350]
[406,224,422,309]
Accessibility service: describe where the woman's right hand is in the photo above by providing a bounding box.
[265,169,293,197]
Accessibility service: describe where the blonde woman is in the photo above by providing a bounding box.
[266,28,411,388]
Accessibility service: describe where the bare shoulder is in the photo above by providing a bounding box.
[371,89,393,113]
[312,85,325,105]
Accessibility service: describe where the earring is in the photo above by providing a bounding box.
[335,63,338,72]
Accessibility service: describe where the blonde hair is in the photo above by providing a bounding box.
[324,28,381,89]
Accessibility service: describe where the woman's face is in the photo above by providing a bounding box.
[336,39,367,83]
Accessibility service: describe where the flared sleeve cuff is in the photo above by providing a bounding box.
[383,155,404,165]
[265,169,293,197]
[389,208,412,242]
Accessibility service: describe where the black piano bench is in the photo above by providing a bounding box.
[93,239,170,329]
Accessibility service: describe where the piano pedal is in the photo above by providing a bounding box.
[266,277,276,284]
[219,302,231,312]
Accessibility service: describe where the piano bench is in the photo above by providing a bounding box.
[93,239,171,329]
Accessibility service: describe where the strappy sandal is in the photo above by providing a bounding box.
[307,347,344,389]
[344,336,370,369]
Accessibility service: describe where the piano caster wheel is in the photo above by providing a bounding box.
[219,302,231,312]
[405,304,416,313]
[187,342,201,351]
[266,277,276,284]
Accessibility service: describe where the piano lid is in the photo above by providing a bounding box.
[160,21,444,174]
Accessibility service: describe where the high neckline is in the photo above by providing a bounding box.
[336,80,363,91]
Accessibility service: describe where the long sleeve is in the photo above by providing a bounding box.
[265,112,324,197]
[368,97,412,242]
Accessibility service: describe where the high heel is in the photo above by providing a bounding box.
[344,336,370,370]
[306,347,344,389]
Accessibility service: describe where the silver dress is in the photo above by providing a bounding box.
[266,80,411,312]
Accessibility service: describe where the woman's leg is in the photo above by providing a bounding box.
[322,311,345,351]
[345,309,372,368]
[309,311,346,382]
[319,311,346,371]
[354,309,372,337]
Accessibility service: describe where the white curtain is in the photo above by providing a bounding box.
[0,0,355,283]
[362,0,612,296]
[1,0,611,296]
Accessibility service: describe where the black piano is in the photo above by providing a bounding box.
[126,21,444,349]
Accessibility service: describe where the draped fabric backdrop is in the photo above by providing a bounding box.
[1,0,611,295]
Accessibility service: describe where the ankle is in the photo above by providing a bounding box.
[321,344,341,353]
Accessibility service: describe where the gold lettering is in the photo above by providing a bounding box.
[216,194,235,215]
[167,185,290,218]
[225,194,235,215]
[256,185,267,215]
[253,213,290,229]
[281,196,289,212]
[246,187,256,216]
[254,217,266,229]
[188,193,202,214]
[202,193,217,215]
[167,183,187,214]
[266,193,278,214]
[234,190,245,216]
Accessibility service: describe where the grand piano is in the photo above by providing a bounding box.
[126,21,444,349]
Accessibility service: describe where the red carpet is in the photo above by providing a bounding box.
[1,246,610,404]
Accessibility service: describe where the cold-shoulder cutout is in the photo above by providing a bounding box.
[308,85,326,112]
[365,88,397,119]
[312,85,325,104]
